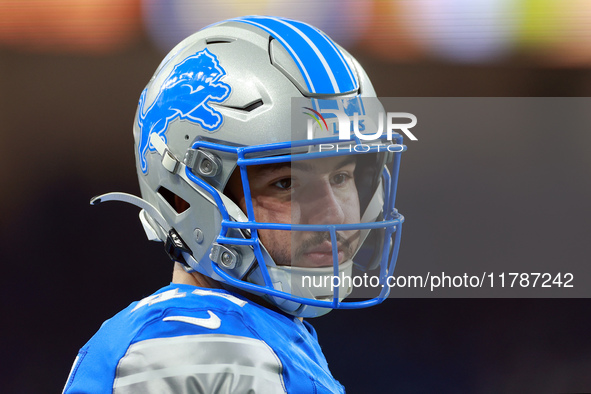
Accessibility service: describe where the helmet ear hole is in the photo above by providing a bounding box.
[157,186,190,214]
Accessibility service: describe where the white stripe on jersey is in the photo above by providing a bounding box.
[113,334,286,393]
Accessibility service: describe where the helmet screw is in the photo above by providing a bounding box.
[194,228,204,244]
[210,244,241,270]
[221,252,233,268]
[200,159,213,175]
[187,150,221,177]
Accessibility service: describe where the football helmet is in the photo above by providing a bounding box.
[92,16,405,317]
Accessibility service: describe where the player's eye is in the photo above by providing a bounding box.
[272,178,293,190]
[331,172,351,186]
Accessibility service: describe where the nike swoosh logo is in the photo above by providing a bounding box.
[163,311,221,329]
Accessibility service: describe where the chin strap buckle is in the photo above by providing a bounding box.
[164,229,192,267]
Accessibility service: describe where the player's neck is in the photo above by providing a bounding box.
[171,262,223,289]
[171,262,304,322]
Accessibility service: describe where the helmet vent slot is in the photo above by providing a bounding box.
[206,36,236,45]
[218,99,263,113]
[157,186,190,214]
[241,99,264,112]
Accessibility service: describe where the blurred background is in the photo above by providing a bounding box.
[1,1,591,392]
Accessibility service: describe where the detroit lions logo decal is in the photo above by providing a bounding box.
[137,48,231,174]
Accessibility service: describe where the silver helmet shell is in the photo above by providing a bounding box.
[127,16,402,317]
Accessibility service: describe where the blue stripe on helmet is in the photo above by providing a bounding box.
[284,18,358,94]
[231,16,358,95]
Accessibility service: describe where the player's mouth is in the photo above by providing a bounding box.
[301,241,347,268]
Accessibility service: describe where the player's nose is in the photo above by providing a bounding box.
[298,180,346,225]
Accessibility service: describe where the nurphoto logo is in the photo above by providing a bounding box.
[305,108,417,142]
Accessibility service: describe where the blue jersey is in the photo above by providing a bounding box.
[63,283,345,393]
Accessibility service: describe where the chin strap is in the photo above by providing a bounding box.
[90,192,193,269]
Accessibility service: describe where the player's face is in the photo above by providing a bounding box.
[226,155,361,268]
